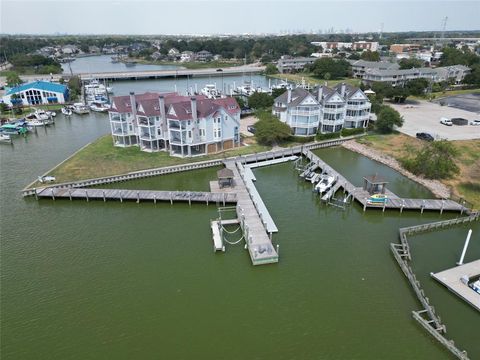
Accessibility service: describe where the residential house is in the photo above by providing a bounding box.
[180,51,195,62]
[276,56,316,73]
[196,50,213,62]
[109,92,241,157]
[272,84,371,135]
[2,81,69,106]
[168,48,180,60]
[349,60,400,79]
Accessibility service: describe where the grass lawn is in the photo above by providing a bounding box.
[43,135,271,184]
[410,88,480,101]
[268,73,361,88]
[357,133,480,208]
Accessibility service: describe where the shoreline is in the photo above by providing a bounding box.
[341,139,451,199]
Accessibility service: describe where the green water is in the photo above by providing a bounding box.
[1,116,479,359]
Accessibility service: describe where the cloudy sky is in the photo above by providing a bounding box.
[1,0,479,35]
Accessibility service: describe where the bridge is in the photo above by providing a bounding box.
[2,65,265,84]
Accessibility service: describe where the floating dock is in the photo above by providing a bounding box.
[431,260,480,312]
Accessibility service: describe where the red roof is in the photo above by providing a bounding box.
[110,92,240,120]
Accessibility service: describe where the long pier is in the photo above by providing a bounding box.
[302,149,468,214]
[35,187,237,205]
[8,66,265,83]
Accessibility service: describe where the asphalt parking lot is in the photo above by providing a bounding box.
[390,100,480,140]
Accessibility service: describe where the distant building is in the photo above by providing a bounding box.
[196,50,213,62]
[389,44,420,54]
[109,92,241,156]
[311,41,378,52]
[2,81,69,106]
[276,56,316,73]
[272,84,371,135]
[349,60,400,79]
[433,65,471,84]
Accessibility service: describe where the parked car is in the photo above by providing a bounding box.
[440,117,452,126]
[470,119,480,126]
[416,132,434,141]
[247,125,256,134]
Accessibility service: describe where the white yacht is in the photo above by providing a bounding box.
[200,84,221,99]
[72,103,90,115]
[89,102,110,112]
[315,174,336,194]
[61,106,73,116]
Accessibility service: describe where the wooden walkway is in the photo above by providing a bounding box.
[224,160,279,265]
[302,149,469,213]
[35,187,237,205]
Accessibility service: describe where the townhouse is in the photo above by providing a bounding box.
[272,84,371,136]
[109,92,241,157]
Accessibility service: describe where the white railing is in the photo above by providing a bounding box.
[289,110,321,116]
[346,104,371,111]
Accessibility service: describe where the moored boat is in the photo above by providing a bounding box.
[89,102,110,112]
[366,193,388,205]
[0,133,12,143]
[72,103,90,115]
[61,106,73,116]
[315,174,336,194]
[38,175,56,183]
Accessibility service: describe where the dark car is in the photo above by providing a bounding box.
[247,125,256,134]
[416,132,434,141]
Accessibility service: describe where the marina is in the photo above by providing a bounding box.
[431,260,480,312]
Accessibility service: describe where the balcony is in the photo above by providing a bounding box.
[345,114,370,122]
[321,119,344,126]
[290,110,320,116]
[346,103,371,111]
[322,107,345,115]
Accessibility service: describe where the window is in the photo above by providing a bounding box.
[188,130,192,138]
[200,128,206,137]
[188,120,191,126]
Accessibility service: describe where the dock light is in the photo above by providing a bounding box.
[457,229,472,266]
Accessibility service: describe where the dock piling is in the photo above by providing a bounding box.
[34,188,38,200]
[85,189,89,202]
[103,190,106,202]
[137,191,140,203]
[69,189,72,201]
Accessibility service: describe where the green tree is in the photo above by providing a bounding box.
[6,71,22,87]
[375,106,403,133]
[399,57,425,69]
[255,111,292,145]
[271,88,287,99]
[248,92,274,109]
[309,58,351,80]
[401,141,459,179]
[68,76,82,101]
[360,50,380,61]
[405,78,429,96]
[265,63,278,75]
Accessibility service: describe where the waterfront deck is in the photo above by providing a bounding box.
[303,149,468,213]
[431,260,480,312]
[35,187,237,205]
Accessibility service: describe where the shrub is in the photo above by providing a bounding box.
[341,127,365,137]
[291,136,315,143]
[316,132,341,141]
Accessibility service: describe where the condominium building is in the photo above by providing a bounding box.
[350,60,400,79]
[272,84,371,135]
[311,41,379,52]
[276,56,316,73]
[109,92,241,157]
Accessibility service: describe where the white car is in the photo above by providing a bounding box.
[470,119,480,126]
[440,117,452,126]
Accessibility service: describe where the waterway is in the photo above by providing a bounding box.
[1,76,479,359]
[62,55,182,74]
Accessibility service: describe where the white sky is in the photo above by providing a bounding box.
[1,0,479,35]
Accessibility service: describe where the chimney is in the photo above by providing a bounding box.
[129,92,138,130]
[159,95,167,133]
[340,83,346,98]
[287,88,292,103]
[190,97,199,142]
[317,86,323,102]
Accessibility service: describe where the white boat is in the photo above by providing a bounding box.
[89,102,110,112]
[38,175,56,183]
[471,279,480,295]
[200,84,221,99]
[0,133,12,143]
[271,79,291,90]
[72,103,90,115]
[61,106,73,116]
[26,119,49,127]
[25,110,49,121]
[315,174,336,193]
[310,173,321,184]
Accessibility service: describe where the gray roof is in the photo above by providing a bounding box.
[350,60,400,70]
[364,67,437,77]
[274,88,311,105]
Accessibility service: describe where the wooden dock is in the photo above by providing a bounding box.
[35,187,237,205]
[431,260,480,312]
[302,149,469,214]
[223,160,279,265]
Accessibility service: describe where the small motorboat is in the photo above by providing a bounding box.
[0,133,12,143]
[72,103,90,115]
[367,194,388,205]
[89,102,110,112]
[61,106,73,116]
[310,173,321,184]
[38,175,56,183]
[471,279,480,295]
[26,119,48,127]
[315,174,336,194]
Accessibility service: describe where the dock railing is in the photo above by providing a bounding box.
[390,212,479,359]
